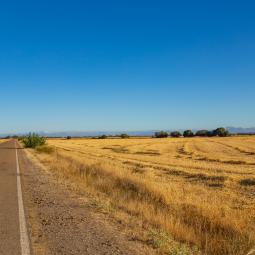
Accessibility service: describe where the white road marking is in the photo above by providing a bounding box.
[15,143,31,255]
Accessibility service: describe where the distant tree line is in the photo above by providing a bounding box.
[154,127,229,138]
[96,133,130,139]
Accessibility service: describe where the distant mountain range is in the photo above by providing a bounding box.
[226,127,255,134]
[38,130,157,137]
[0,130,157,138]
[1,127,255,138]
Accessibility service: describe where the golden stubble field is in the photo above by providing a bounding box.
[37,136,255,254]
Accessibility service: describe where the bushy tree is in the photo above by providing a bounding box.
[212,127,229,137]
[22,133,46,148]
[18,136,25,141]
[170,131,182,137]
[120,133,129,139]
[195,130,209,137]
[154,131,168,138]
[98,134,107,139]
[183,130,194,137]
[66,136,72,139]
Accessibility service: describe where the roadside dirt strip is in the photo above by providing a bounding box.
[17,144,154,254]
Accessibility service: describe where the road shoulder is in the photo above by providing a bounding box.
[19,148,155,255]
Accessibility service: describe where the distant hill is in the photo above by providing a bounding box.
[226,127,255,134]
[37,130,157,137]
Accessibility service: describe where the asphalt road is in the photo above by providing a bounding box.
[0,140,30,255]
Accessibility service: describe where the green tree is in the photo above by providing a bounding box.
[120,133,129,139]
[98,134,107,139]
[195,130,209,137]
[154,131,168,138]
[213,127,229,137]
[170,131,182,137]
[183,130,194,137]
[22,133,46,148]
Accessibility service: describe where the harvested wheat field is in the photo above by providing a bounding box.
[36,136,255,255]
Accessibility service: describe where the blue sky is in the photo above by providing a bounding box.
[0,1,254,133]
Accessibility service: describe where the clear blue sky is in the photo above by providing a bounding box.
[0,1,254,133]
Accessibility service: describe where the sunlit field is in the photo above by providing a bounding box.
[37,136,255,254]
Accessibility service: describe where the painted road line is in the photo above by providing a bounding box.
[15,143,31,255]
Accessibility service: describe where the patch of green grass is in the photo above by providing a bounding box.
[147,228,172,249]
[168,245,198,255]
[147,228,200,255]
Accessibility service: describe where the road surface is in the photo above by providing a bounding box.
[0,140,30,255]
[0,140,154,255]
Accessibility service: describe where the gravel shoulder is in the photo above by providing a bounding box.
[19,148,155,255]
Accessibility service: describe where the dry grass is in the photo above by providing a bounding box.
[34,136,255,255]
[35,145,55,154]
